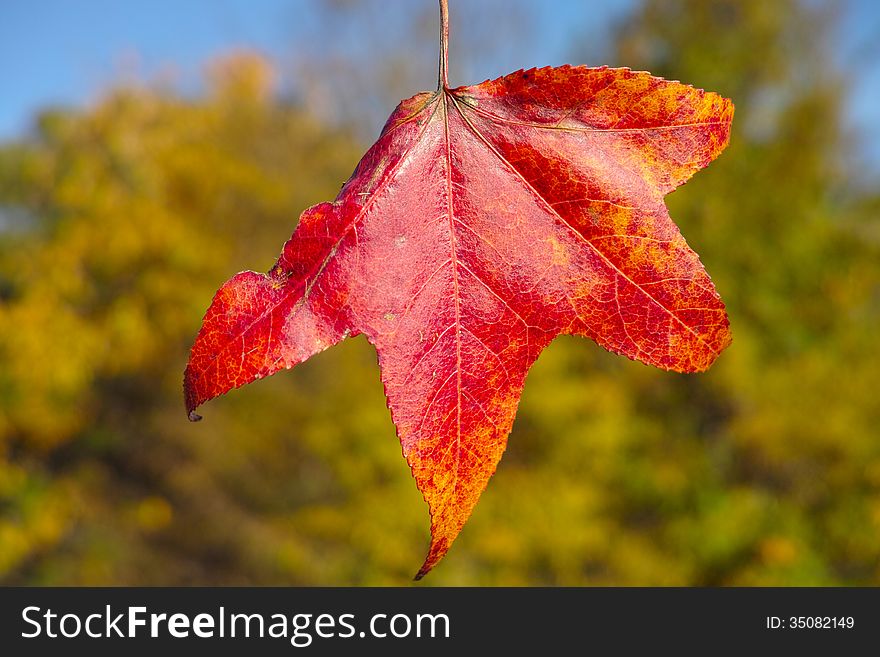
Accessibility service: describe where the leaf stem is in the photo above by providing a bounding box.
[438,0,449,90]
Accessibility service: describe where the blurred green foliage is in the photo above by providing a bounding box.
[1,0,878,585]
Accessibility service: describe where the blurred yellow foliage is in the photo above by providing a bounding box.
[1,2,879,585]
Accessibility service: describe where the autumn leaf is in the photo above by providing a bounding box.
[184,0,733,579]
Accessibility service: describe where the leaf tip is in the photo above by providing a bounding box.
[188,409,203,422]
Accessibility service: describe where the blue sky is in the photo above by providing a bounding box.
[2,0,879,173]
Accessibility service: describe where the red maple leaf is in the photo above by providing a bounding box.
[184,1,733,578]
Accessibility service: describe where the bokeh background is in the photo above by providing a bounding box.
[1,0,879,585]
